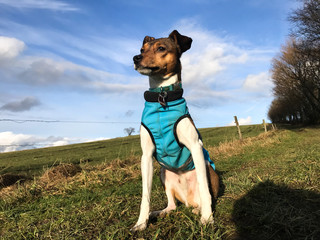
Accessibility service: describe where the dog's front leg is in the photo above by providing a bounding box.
[176,118,213,224]
[131,125,155,231]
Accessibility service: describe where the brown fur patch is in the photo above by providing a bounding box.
[187,188,199,208]
[207,165,219,199]
[139,38,180,78]
[172,188,184,204]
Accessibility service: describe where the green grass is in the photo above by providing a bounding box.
[0,135,141,176]
[0,124,264,177]
[0,125,319,239]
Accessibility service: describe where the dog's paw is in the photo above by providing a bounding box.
[149,210,162,219]
[200,215,214,225]
[192,208,200,215]
[130,222,147,232]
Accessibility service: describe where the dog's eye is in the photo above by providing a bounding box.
[157,46,166,52]
[140,49,144,53]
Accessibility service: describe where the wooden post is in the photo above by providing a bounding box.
[234,116,242,140]
[263,119,267,132]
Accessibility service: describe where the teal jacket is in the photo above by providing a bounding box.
[141,93,215,172]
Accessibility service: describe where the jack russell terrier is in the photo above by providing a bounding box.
[131,30,219,231]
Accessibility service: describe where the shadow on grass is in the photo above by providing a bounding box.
[216,170,226,198]
[276,123,320,131]
[232,180,320,240]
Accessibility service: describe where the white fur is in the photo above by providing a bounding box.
[131,126,154,231]
[148,74,179,89]
[131,74,213,231]
[176,118,213,223]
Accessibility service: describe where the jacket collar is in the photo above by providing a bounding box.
[149,82,182,93]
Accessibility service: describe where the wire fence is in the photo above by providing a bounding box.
[0,118,140,124]
[0,117,270,150]
[0,118,140,150]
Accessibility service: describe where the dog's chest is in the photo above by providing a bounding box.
[141,98,194,171]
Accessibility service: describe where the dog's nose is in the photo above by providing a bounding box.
[133,54,142,63]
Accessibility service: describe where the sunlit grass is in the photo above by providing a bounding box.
[0,125,319,239]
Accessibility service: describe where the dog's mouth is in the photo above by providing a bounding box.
[147,67,160,72]
[135,65,160,75]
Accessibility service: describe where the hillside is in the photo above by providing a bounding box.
[0,125,319,239]
[0,124,264,177]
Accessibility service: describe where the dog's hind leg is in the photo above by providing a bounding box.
[207,164,219,199]
[149,189,177,219]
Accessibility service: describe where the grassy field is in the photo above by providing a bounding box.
[0,124,264,177]
[0,125,319,239]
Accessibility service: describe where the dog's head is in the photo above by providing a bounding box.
[133,30,192,78]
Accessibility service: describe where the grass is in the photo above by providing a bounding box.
[0,135,141,176]
[0,124,264,177]
[0,125,319,239]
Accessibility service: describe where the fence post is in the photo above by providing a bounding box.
[234,116,242,140]
[263,119,267,132]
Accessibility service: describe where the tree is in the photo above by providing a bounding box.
[124,127,135,136]
[289,0,320,44]
[269,38,320,124]
[289,0,320,91]
[268,0,320,124]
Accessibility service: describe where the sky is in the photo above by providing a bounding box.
[0,0,301,152]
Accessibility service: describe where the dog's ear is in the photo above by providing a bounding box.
[143,36,155,45]
[169,30,192,54]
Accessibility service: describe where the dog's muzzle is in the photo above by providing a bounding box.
[133,54,142,65]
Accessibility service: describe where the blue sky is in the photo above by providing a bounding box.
[0,0,300,152]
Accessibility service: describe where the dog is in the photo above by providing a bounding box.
[131,30,219,231]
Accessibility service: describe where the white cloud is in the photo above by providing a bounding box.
[0,131,107,152]
[168,19,274,106]
[0,36,25,61]
[0,19,140,68]
[0,0,80,11]
[89,36,141,66]
[179,25,249,86]
[0,131,69,152]
[0,36,144,94]
[185,88,231,108]
[85,137,109,143]
[243,72,273,95]
[228,116,252,126]
[0,96,40,112]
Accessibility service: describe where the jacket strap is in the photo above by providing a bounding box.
[144,89,183,102]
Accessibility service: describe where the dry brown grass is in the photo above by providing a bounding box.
[0,156,142,199]
[208,130,284,159]
[1,127,320,239]
[41,163,82,183]
[1,132,284,198]
[0,163,82,198]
